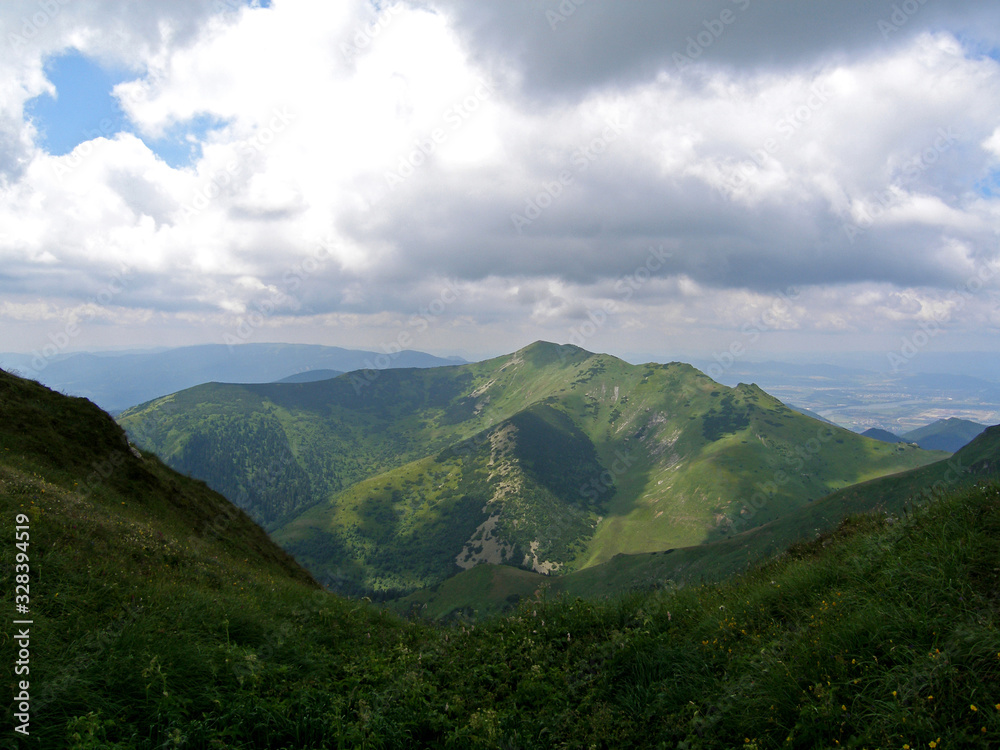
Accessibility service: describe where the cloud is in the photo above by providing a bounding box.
[0,0,998,360]
[426,0,1000,98]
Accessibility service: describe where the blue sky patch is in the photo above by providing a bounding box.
[26,49,132,155]
[143,113,230,169]
[26,49,227,169]
[975,169,1000,198]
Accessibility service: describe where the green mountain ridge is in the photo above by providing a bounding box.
[274,368,343,383]
[902,416,987,452]
[120,341,945,598]
[399,422,1000,621]
[3,363,999,748]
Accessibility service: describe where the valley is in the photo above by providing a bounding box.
[702,359,1000,433]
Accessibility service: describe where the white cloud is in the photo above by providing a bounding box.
[0,0,998,360]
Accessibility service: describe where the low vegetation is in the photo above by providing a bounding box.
[2,367,998,748]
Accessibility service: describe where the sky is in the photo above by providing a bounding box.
[1,0,999,371]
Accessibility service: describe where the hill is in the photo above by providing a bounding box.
[555,421,1000,596]
[788,404,839,425]
[396,423,1000,619]
[902,417,987,452]
[861,427,905,443]
[3,364,999,747]
[0,343,461,413]
[119,341,946,597]
[274,368,343,383]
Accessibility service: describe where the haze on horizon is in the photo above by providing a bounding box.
[1,0,999,369]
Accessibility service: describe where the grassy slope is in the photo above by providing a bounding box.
[396,425,999,619]
[0,372,312,587]
[2,367,999,748]
[275,401,610,593]
[120,342,945,597]
[903,417,987,452]
[562,422,1000,599]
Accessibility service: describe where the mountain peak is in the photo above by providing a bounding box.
[517,340,592,364]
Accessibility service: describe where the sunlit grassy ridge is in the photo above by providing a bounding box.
[119,342,945,598]
[396,426,1000,619]
[3,366,999,748]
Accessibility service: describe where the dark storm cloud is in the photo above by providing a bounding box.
[428,0,1000,98]
[342,154,998,297]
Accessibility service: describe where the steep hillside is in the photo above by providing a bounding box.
[277,402,610,593]
[560,421,1000,600]
[0,368,313,587]
[121,342,945,596]
[2,366,998,749]
[861,427,904,443]
[397,424,1000,620]
[902,417,987,452]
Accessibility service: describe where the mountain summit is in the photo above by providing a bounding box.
[119,342,945,597]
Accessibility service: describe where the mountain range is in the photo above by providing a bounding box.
[0,343,462,414]
[118,341,947,600]
[891,417,987,452]
[2,362,998,748]
[862,418,987,452]
[402,420,1000,620]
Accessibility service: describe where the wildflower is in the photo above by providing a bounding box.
[971,705,977,712]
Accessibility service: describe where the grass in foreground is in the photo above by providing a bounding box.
[4,467,999,747]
